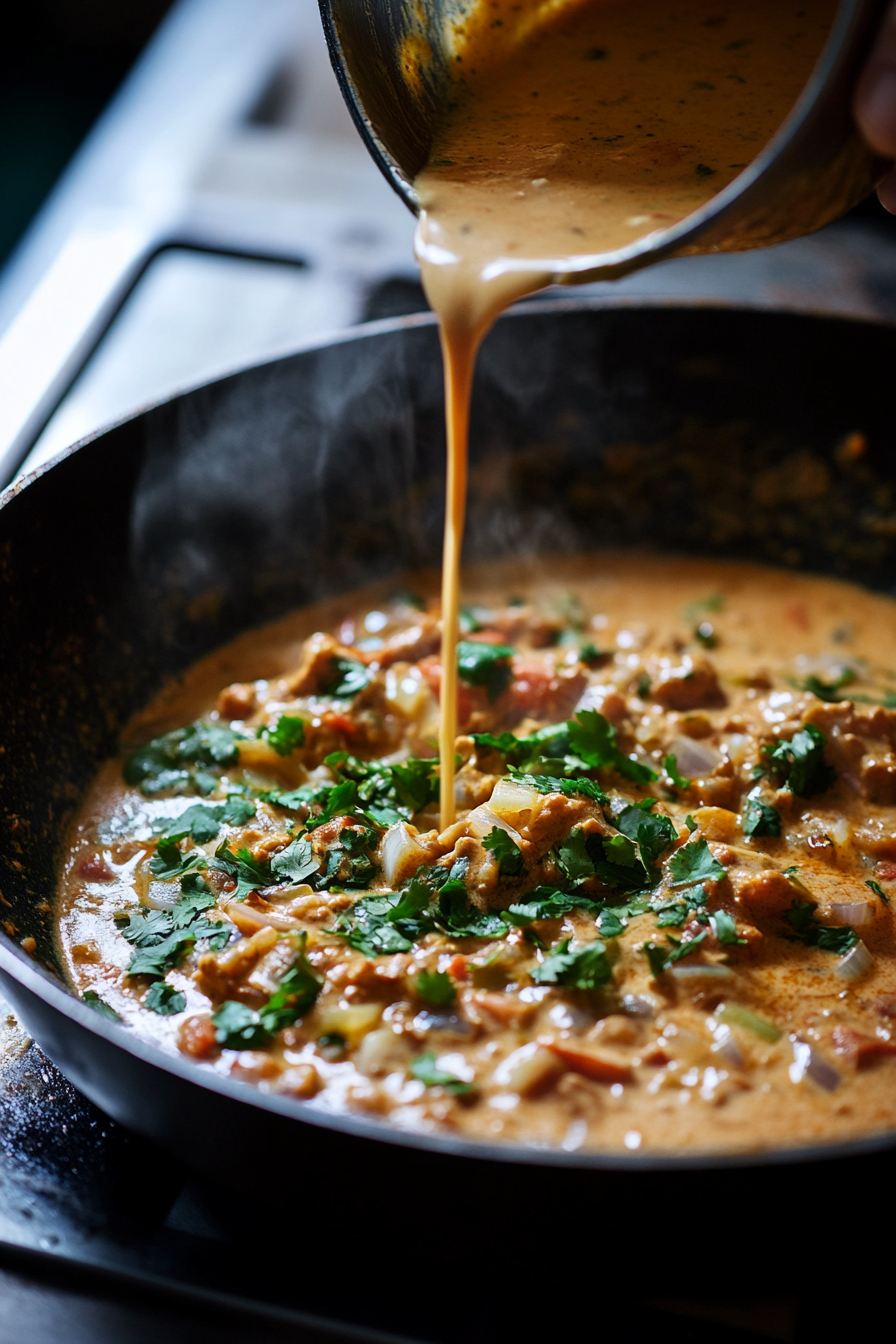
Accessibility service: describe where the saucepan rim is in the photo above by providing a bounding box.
[2,297,895,1176]
[320,0,884,279]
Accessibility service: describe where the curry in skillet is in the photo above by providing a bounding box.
[58,555,896,1154]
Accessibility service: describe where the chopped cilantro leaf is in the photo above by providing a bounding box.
[785,900,857,954]
[81,989,120,1021]
[303,778,360,832]
[685,814,697,833]
[213,941,322,1044]
[457,641,515,701]
[221,794,256,826]
[711,910,746,946]
[125,929,200,980]
[212,1000,269,1049]
[325,752,437,821]
[643,942,669,978]
[259,783,329,813]
[148,843,208,882]
[742,794,781,839]
[326,657,372,699]
[260,947,323,1031]
[210,841,272,899]
[867,879,890,905]
[470,730,522,756]
[144,982,186,1015]
[579,643,612,668]
[615,803,677,868]
[663,754,690,790]
[765,724,835,797]
[664,930,708,964]
[656,905,688,928]
[668,837,725,887]
[567,710,657,784]
[598,909,625,937]
[531,938,612,990]
[556,826,595,882]
[797,669,855,703]
[415,969,457,1007]
[603,833,639,868]
[157,804,222,845]
[482,826,525,878]
[410,1051,473,1094]
[270,837,319,885]
[508,769,607,804]
[435,881,507,937]
[260,714,306,756]
[504,887,601,925]
[683,593,725,623]
[124,721,243,794]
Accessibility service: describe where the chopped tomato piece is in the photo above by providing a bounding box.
[77,854,114,882]
[831,1026,896,1068]
[178,1015,218,1059]
[321,710,357,738]
[541,1038,632,1084]
[446,954,469,982]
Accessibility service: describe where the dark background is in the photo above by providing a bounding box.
[0,0,175,269]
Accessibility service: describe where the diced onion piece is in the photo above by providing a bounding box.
[835,939,874,981]
[710,1024,745,1070]
[829,817,851,849]
[354,1026,409,1076]
[219,897,299,933]
[142,881,180,911]
[488,777,541,823]
[465,806,524,844]
[790,1038,840,1092]
[828,901,874,928]
[319,1003,383,1049]
[668,964,734,982]
[668,735,721,779]
[492,1042,563,1095]
[380,823,428,887]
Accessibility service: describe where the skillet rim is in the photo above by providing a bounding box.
[2,295,896,1175]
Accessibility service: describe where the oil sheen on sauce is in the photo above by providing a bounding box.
[415,0,837,823]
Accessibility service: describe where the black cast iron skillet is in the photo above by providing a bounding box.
[1,299,895,1257]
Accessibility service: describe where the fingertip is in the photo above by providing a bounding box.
[876,165,896,214]
[856,66,896,157]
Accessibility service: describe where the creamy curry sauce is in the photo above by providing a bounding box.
[413,0,837,822]
[58,556,896,1154]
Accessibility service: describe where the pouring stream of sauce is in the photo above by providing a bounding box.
[413,0,836,824]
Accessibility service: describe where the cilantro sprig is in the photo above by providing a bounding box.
[212,937,323,1046]
[124,721,245,796]
[457,641,515,701]
[531,938,612,990]
[785,900,857,954]
[482,826,525,878]
[764,724,835,798]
